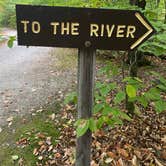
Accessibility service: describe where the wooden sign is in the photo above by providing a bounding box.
[16,5,155,50]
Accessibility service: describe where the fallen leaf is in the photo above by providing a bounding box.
[16,138,28,146]
[48,145,53,152]
[36,133,45,139]
[134,150,142,160]
[8,122,12,127]
[154,157,164,166]
[117,158,125,166]
[31,88,36,92]
[49,160,56,164]
[161,150,166,160]
[39,145,47,153]
[18,158,24,166]
[38,141,44,146]
[117,147,129,158]
[36,109,43,113]
[46,137,52,145]
[131,155,139,166]
[54,153,61,158]
[6,116,13,122]
[15,109,20,113]
[105,157,113,164]
[49,113,55,120]
[91,160,99,166]
[38,156,43,160]
[12,155,19,161]
[33,148,38,156]
[161,135,166,143]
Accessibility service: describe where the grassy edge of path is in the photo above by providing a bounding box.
[0,102,62,166]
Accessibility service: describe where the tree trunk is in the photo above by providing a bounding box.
[129,0,146,9]
[126,0,147,115]
[130,0,138,5]
[164,0,166,24]
[126,50,138,115]
[157,0,160,7]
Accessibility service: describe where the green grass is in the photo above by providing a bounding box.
[0,103,61,166]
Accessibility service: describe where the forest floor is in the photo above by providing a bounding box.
[0,55,165,166]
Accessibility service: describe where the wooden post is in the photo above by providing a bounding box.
[76,45,96,166]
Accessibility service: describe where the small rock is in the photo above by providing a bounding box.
[31,88,36,92]
[36,109,43,113]
[15,109,20,113]
[49,113,55,120]
[8,122,12,127]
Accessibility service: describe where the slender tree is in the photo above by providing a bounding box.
[156,0,165,23]
[130,0,146,9]
[126,0,147,115]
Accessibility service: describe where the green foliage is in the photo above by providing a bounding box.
[0,0,165,56]
[75,119,90,137]
[64,92,77,105]
[65,61,166,137]
[145,88,161,101]
[89,118,97,132]
[139,21,166,56]
[7,36,16,48]
[126,84,136,98]
[98,61,119,76]
[154,100,166,113]
[75,118,97,137]
[0,33,16,47]
[0,0,112,27]
[64,92,77,104]
[114,91,126,104]
[93,103,103,113]
[0,1,16,27]
[0,105,60,166]
[138,0,166,56]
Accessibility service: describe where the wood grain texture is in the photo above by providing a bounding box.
[76,48,96,166]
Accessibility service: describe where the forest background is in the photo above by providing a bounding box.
[0,0,166,56]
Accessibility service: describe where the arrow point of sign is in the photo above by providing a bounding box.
[130,12,154,50]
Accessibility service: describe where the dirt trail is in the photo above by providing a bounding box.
[0,29,77,126]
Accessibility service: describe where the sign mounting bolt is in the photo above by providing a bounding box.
[85,41,91,47]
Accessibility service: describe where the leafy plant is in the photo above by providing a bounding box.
[65,61,166,137]
[7,36,16,48]
[64,92,77,105]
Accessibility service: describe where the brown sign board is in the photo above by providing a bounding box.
[16,5,155,50]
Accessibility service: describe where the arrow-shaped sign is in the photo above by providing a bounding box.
[16,5,156,50]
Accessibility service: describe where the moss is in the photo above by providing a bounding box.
[0,103,61,166]
[50,48,77,71]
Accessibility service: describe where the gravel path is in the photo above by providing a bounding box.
[0,29,77,126]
